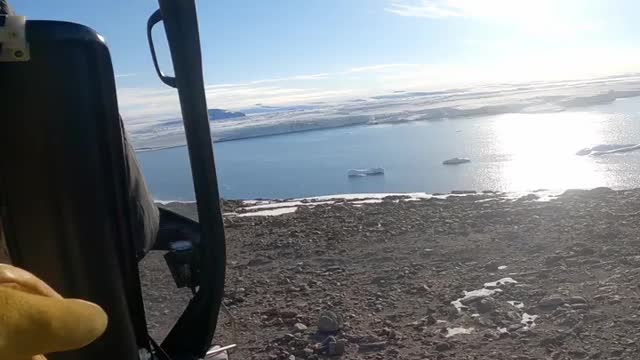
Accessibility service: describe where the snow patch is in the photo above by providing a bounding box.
[243,201,306,210]
[484,278,518,288]
[446,327,475,337]
[302,192,432,201]
[154,200,195,205]
[507,301,525,309]
[451,277,519,312]
[352,199,384,204]
[237,207,298,217]
[242,200,273,205]
[242,200,334,211]
[521,313,539,330]
[451,288,503,312]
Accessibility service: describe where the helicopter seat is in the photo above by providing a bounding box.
[1,18,159,360]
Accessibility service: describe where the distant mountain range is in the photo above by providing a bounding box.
[208,108,246,120]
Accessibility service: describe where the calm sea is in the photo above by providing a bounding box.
[137,97,640,200]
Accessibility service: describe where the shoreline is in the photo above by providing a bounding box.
[143,186,640,359]
[153,187,583,207]
[130,77,640,152]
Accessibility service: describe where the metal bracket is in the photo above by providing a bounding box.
[205,344,236,359]
[0,15,29,62]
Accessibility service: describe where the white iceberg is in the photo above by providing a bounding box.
[576,144,640,156]
[347,168,385,177]
[442,157,471,165]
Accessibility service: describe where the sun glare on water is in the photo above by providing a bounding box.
[493,112,604,191]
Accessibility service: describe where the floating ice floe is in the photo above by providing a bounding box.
[442,157,471,165]
[576,143,640,156]
[347,167,385,177]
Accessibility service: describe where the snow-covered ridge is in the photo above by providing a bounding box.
[129,75,640,151]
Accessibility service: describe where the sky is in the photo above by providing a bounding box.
[13,0,640,121]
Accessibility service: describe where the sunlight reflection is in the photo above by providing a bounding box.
[493,112,605,191]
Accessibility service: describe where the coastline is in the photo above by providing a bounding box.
[130,76,640,152]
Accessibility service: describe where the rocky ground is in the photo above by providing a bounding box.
[141,187,640,360]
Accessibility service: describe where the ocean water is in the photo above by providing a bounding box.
[137,97,640,200]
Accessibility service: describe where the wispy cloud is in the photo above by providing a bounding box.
[385,0,547,19]
[385,0,465,18]
[343,64,417,73]
[118,77,356,123]
[386,0,601,36]
[117,47,640,125]
[249,73,330,84]
[115,73,138,78]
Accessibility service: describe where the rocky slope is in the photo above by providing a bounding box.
[141,187,640,359]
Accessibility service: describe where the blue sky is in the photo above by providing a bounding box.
[13,0,640,120]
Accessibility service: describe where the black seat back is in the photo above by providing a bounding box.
[0,20,157,360]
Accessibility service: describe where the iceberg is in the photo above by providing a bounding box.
[347,168,385,177]
[576,144,640,156]
[443,157,471,165]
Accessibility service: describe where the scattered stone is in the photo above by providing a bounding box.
[358,341,386,352]
[575,246,596,256]
[280,310,298,319]
[292,323,308,333]
[424,315,437,326]
[303,348,314,357]
[434,341,452,352]
[461,294,490,305]
[544,255,564,266]
[476,297,496,314]
[568,296,587,304]
[609,295,623,305]
[508,323,524,332]
[484,261,499,271]
[381,327,397,339]
[318,311,342,332]
[247,256,272,267]
[571,303,589,311]
[156,188,640,360]
[329,339,347,356]
[539,296,565,309]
